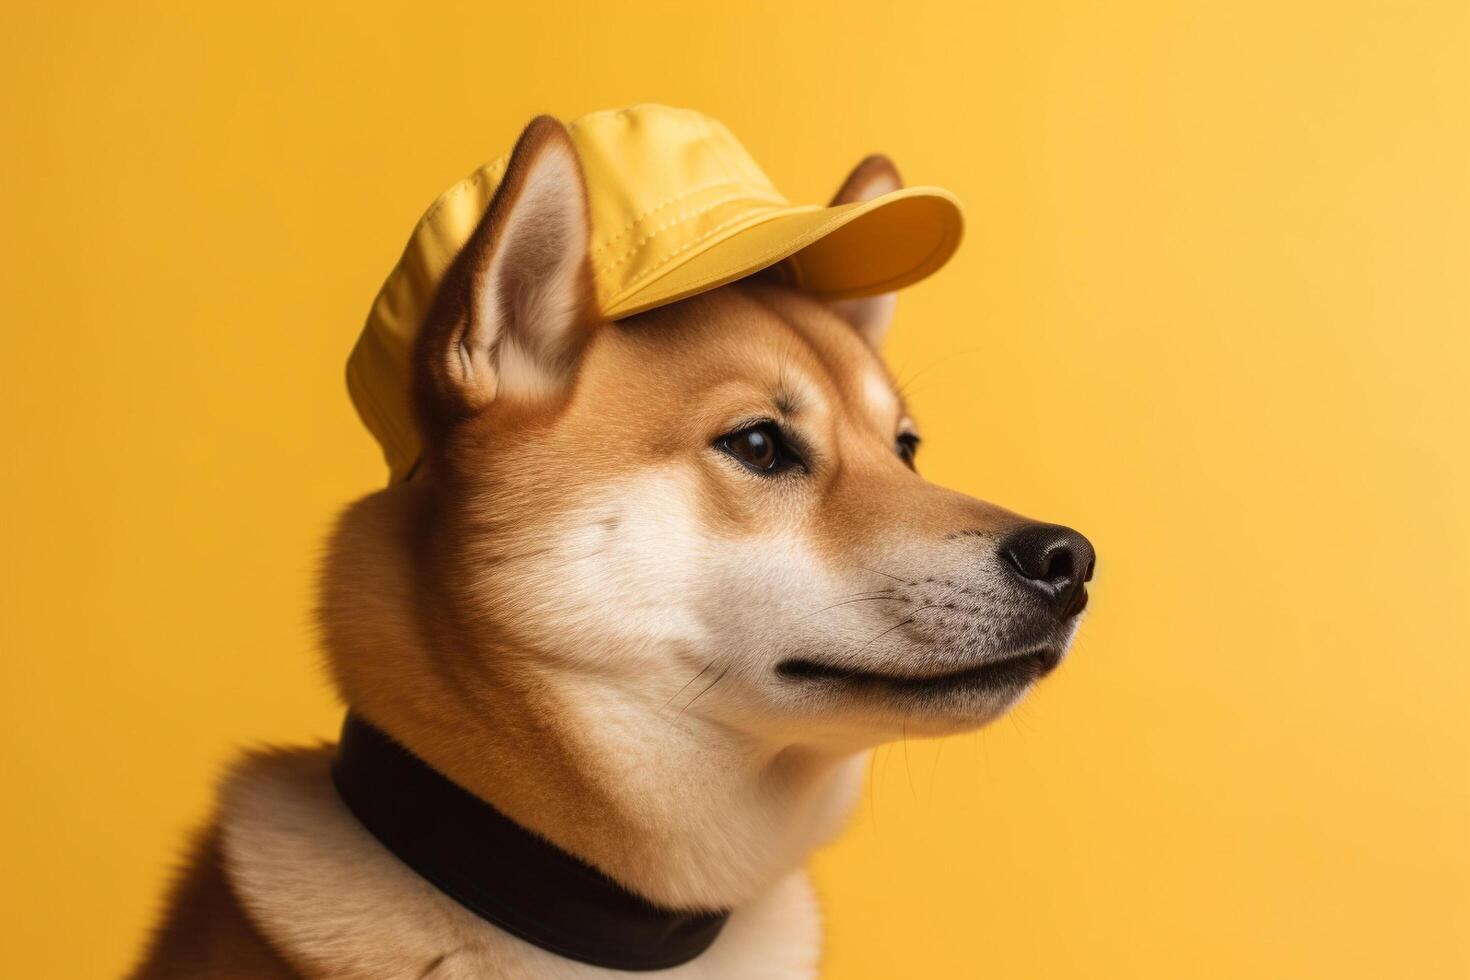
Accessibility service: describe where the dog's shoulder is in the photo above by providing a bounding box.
[217,744,491,977]
[128,815,299,979]
[216,744,611,977]
[211,744,822,979]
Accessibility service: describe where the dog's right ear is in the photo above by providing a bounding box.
[416,116,600,424]
[825,155,904,347]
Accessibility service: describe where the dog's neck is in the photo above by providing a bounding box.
[318,486,867,910]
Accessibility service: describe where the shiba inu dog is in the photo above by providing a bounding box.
[133,117,1094,978]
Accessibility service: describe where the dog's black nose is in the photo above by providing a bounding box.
[999,523,1096,618]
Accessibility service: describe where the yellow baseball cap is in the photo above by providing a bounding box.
[348,104,964,483]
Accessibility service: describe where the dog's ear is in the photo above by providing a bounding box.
[417,116,600,422]
[826,155,903,347]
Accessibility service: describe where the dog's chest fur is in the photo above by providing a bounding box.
[217,748,823,979]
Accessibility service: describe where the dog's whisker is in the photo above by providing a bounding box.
[927,737,945,810]
[810,587,901,607]
[867,747,880,835]
[854,565,908,584]
[661,662,714,713]
[800,595,910,620]
[678,666,730,718]
[855,617,915,655]
[804,588,900,609]
[893,346,984,399]
[901,716,917,801]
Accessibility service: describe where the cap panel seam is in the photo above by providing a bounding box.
[415,166,491,237]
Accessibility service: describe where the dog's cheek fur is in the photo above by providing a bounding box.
[477,470,712,670]
[465,469,1001,740]
[443,458,941,741]
[464,468,843,701]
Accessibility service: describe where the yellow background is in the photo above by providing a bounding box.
[2,2,1466,977]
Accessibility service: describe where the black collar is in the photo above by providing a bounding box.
[330,713,730,972]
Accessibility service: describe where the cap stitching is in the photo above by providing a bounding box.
[609,204,787,296]
[600,193,781,275]
[588,179,742,260]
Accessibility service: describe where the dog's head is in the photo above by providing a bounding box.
[401,117,1093,747]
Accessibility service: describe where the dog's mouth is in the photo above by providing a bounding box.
[775,648,1061,698]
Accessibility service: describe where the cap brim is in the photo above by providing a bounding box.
[602,186,964,319]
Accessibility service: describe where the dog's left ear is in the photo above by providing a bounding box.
[417,116,600,423]
[827,155,903,346]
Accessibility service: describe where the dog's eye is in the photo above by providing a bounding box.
[719,423,797,474]
[896,431,920,469]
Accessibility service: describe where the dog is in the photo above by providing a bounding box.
[132,116,1094,978]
